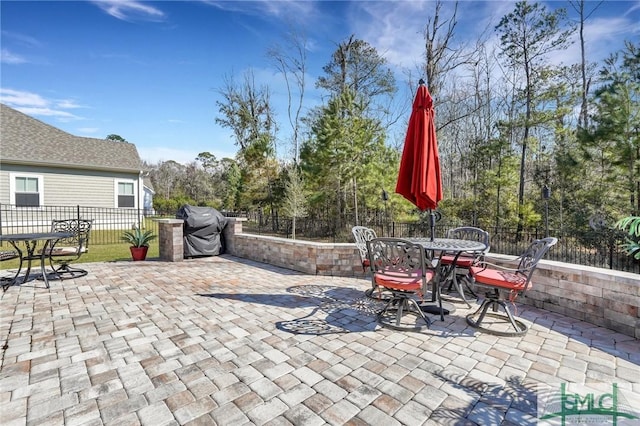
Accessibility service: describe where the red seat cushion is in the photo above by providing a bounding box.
[374,270,434,292]
[362,259,370,268]
[440,254,476,267]
[470,266,529,291]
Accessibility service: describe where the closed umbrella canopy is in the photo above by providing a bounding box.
[396,81,443,211]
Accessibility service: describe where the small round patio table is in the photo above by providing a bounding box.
[0,231,73,289]
[409,238,488,316]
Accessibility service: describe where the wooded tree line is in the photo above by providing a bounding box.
[146,0,639,241]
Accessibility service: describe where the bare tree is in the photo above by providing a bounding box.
[568,0,603,129]
[267,25,308,163]
[215,70,277,158]
[423,0,477,101]
[150,160,185,199]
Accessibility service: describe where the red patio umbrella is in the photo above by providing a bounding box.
[395,80,442,240]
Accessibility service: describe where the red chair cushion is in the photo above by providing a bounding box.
[440,254,476,268]
[362,259,370,268]
[470,266,529,291]
[374,270,434,292]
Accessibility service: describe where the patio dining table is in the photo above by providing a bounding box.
[0,231,73,289]
[409,237,488,314]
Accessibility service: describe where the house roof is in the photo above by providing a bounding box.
[143,176,155,192]
[1,103,144,173]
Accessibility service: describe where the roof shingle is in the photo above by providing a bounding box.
[1,103,144,172]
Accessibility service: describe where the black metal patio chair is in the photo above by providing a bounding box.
[439,226,490,306]
[465,237,557,336]
[352,226,389,300]
[44,219,93,280]
[367,237,441,331]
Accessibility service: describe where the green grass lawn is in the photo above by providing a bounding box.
[1,241,160,270]
[82,241,160,262]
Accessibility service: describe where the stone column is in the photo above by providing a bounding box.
[222,217,245,256]
[156,219,184,262]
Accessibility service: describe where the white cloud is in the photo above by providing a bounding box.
[14,107,80,120]
[0,88,83,120]
[349,0,500,76]
[528,13,638,68]
[203,0,318,22]
[0,88,49,107]
[260,0,317,20]
[623,0,640,16]
[1,48,28,64]
[56,99,85,109]
[351,1,430,70]
[89,0,165,22]
[1,30,42,48]
[583,15,639,58]
[351,0,638,76]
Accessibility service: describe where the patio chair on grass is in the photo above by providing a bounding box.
[439,226,490,307]
[367,237,441,331]
[465,237,557,336]
[45,219,93,281]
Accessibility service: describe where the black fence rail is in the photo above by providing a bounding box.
[244,218,640,274]
[1,204,161,246]
[2,204,637,274]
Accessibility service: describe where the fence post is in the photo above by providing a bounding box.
[609,236,614,269]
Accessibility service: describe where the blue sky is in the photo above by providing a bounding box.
[1,1,638,165]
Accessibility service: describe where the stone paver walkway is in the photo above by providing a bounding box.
[1,255,639,425]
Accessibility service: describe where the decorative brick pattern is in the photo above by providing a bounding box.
[2,255,638,425]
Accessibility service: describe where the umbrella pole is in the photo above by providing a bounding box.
[429,209,435,241]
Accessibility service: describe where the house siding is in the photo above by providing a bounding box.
[0,164,140,208]
[0,168,10,203]
[45,173,114,207]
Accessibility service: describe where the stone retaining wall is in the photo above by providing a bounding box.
[158,217,640,338]
[231,233,365,276]
[478,254,639,339]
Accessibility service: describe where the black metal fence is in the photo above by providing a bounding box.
[244,217,640,274]
[2,204,638,274]
[0,204,161,246]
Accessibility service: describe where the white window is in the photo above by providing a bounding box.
[117,181,136,208]
[10,173,44,207]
